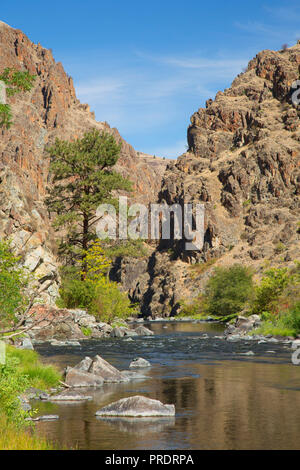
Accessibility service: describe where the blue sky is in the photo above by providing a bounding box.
[2,1,300,157]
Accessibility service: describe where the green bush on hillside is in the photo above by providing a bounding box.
[103,239,150,259]
[204,264,254,317]
[251,267,290,315]
[0,240,29,328]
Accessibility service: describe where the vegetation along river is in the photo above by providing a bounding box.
[33,321,300,450]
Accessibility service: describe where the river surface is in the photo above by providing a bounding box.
[34,321,300,450]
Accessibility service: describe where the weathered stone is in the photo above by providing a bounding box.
[19,337,34,350]
[129,357,151,368]
[49,393,92,401]
[110,327,125,338]
[65,368,104,388]
[27,415,59,422]
[95,396,175,417]
[89,355,128,383]
[134,326,154,336]
[292,339,300,350]
[73,357,93,372]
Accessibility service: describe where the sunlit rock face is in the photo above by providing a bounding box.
[0,23,167,303]
[113,45,300,318]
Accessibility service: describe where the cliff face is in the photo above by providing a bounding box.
[1,22,299,316]
[162,44,300,263]
[116,44,300,317]
[0,22,167,303]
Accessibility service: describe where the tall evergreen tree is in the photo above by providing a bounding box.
[45,129,131,275]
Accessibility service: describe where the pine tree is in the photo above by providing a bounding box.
[45,129,132,276]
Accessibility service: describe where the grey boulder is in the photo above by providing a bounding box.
[95,395,175,417]
[134,326,154,336]
[65,367,104,388]
[89,355,128,382]
[129,357,151,368]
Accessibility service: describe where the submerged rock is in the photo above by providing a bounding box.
[50,339,81,346]
[26,415,59,422]
[95,396,175,417]
[129,357,151,368]
[50,393,92,401]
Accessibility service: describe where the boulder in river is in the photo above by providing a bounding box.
[65,367,104,388]
[292,339,300,350]
[49,392,92,401]
[95,395,175,417]
[89,355,128,382]
[73,356,93,372]
[26,415,59,422]
[129,357,151,368]
[134,326,154,336]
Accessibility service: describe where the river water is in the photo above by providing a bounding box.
[33,321,300,450]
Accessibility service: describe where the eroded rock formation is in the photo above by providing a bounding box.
[112,44,300,317]
[0,22,167,303]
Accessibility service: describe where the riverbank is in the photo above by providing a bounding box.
[0,346,62,450]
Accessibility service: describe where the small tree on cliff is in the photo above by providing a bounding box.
[0,67,36,128]
[45,129,131,276]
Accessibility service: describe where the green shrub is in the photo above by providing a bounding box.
[0,358,30,425]
[89,279,136,323]
[57,277,136,323]
[204,264,254,317]
[281,301,300,334]
[56,278,96,310]
[6,346,61,390]
[250,322,295,338]
[103,239,149,259]
[0,239,29,328]
[178,295,206,318]
[0,68,36,129]
[81,327,92,337]
[251,267,289,315]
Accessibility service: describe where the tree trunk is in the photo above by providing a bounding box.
[81,212,89,280]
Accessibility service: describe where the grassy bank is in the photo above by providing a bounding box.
[0,416,56,450]
[0,345,61,450]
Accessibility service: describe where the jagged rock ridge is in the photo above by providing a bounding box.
[0,22,167,303]
[114,43,300,317]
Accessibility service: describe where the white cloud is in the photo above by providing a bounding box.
[72,48,249,151]
[76,79,124,103]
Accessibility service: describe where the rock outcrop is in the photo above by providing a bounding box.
[65,355,129,387]
[0,22,167,304]
[95,395,175,417]
[1,22,299,319]
[112,44,300,318]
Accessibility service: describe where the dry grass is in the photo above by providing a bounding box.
[188,258,217,278]
[0,416,56,450]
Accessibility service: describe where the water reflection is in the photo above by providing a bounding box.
[34,322,300,450]
[96,417,176,435]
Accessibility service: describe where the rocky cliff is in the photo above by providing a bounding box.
[1,22,299,317]
[115,43,300,317]
[0,22,167,303]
